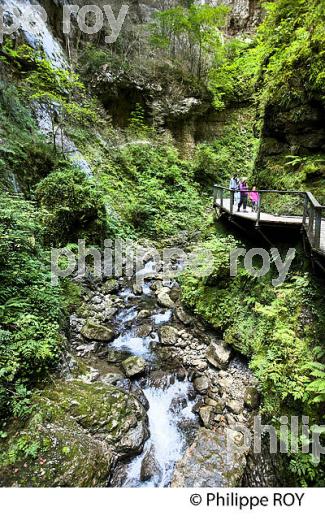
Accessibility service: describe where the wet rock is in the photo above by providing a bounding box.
[131,387,150,410]
[137,309,152,320]
[81,320,116,342]
[159,325,178,345]
[206,340,232,369]
[102,279,119,294]
[157,288,175,308]
[0,380,148,486]
[122,356,147,377]
[107,350,128,364]
[176,367,187,381]
[169,396,188,414]
[193,375,209,394]
[244,386,260,410]
[137,323,153,337]
[148,371,172,390]
[140,446,162,482]
[151,280,163,292]
[228,400,244,415]
[133,283,143,295]
[171,427,248,487]
[199,405,213,427]
[187,388,197,401]
[175,307,192,325]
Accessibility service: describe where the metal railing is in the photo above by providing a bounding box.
[213,184,325,254]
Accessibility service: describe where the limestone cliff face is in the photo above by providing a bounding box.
[134,1,264,34]
[214,0,264,34]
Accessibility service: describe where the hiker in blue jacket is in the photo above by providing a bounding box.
[229,175,240,207]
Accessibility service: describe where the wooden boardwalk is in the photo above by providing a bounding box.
[213,186,325,257]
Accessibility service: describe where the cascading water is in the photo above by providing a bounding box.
[108,261,199,487]
[123,380,198,488]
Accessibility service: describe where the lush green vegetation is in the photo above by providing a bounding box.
[180,233,325,485]
[252,0,325,199]
[1,0,325,488]
[193,107,259,186]
[0,194,65,422]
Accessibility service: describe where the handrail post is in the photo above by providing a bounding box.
[256,192,263,226]
[220,187,224,209]
[213,185,218,207]
[230,190,234,215]
[303,193,308,226]
[314,207,321,250]
[309,205,315,235]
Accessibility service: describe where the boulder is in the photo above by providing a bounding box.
[244,386,260,410]
[169,396,188,414]
[102,279,119,294]
[0,380,148,487]
[148,371,173,390]
[137,323,153,337]
[159,325,178,345]
[133,283,143,295]
[140,445,162,482]
[175,306,192,325]
[193,375,209,394]
[122,356,147,377]
[176,367,187,382]
[199,406,213,427]
[227,400,244,415]
[137,309,151,320]
[206,340,232,369]
[101,366,125,385]
[157,288,175,308]
[81,320,116,342]
[171,427,248,487]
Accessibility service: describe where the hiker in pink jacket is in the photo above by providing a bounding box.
[249,186,260,212]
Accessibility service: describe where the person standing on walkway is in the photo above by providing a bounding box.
[238,178,249,212]
[229,174,240,206]
[249,186,260,212]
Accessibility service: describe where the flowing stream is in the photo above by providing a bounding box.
[106,262,200,487]
[72,258,285,487]
[123,380,198,487]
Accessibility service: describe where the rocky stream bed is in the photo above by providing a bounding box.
[1,257,286,487]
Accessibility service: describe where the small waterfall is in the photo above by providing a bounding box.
[123,379,198,488]
[7,172,21,193]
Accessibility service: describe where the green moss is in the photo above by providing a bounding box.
[180,234,325,484]
[193,107,259,186]
[0,380,147,487]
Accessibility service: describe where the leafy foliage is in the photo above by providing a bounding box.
[180,234,325,485]
[0,193,65,420]
[150,3,229,80]
[35,167,107,246]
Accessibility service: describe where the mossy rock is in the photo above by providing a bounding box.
[0,380,148,487]
[102,279,119,294]
[171,427,248,487]
[81,320,116,341]
[122,356,147,378]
